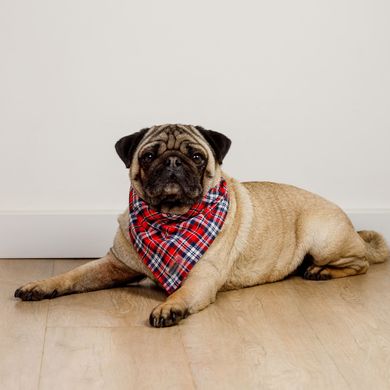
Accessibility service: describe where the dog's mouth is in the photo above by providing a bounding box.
[161,182,182,196]
[143,176,202,213]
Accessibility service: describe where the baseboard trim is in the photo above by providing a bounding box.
[0,211,120,258]
[1,209,389,258]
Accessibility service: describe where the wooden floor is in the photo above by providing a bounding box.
[1,259,390,390]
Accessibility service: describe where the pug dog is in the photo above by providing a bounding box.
[14,124,389,327]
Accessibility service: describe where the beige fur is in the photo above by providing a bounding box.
[14,125,390,328]
[146,174,389,325]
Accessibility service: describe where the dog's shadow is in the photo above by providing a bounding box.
[116,278,167,303]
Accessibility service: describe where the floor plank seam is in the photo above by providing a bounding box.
[37,260,55,390]
[178,325,198,390]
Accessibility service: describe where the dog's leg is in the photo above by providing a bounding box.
[149,263,222,327]
[303,256,369,280]
[14,251,144,301]
[304,225,370,280]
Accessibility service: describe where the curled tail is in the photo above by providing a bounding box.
[358,230,390,264]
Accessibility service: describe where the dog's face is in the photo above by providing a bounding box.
[115,124,231,214]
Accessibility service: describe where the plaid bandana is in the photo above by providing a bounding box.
[129,178,229,294]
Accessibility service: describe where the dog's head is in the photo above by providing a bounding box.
[115,124,231,214]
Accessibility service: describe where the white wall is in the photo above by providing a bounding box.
[1,0,389,256]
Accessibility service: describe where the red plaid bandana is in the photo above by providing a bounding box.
[129,178,229,294]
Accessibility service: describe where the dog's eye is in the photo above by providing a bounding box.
[142,152,155,162]
[192,153,203,163]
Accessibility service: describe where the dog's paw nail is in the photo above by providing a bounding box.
[149,312,159,327]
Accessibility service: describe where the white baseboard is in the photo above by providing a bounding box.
[0,209,389,258]
[0,211,120,258]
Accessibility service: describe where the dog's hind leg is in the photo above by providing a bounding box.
[14,251,144,301]
[303,218,371,280]
[303,256,369,280]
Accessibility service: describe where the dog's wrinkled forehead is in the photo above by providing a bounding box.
[138,124,207,155]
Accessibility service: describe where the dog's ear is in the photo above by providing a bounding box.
[195,126,231,164]
[115,128,149,168]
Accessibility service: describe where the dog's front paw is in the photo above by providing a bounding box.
[149,300,189,328]
[14,281,59,301]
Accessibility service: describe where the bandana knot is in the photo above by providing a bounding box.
[129,178,229,294]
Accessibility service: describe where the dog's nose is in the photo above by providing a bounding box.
[165,156,182,168]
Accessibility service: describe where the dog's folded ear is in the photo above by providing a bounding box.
[115,128,149,168]
[195,126,231,164]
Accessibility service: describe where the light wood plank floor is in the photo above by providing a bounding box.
[1,259,390,390]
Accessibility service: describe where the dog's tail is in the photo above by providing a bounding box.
[358,230,390,264]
